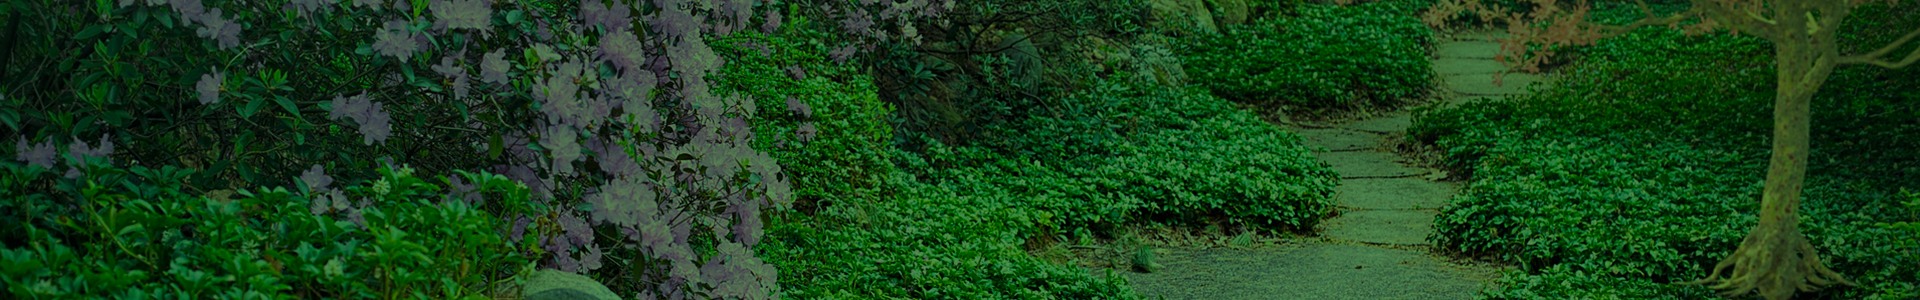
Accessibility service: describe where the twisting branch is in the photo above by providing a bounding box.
[1837,26,1920,68]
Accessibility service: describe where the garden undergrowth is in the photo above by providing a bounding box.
[1408,3,1920,300]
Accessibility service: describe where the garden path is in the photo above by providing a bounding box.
[1118,29,1541,300]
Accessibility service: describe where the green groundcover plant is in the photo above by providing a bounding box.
[1181,0,1436,109]
[0,154,543,299]
[1407,4,1920,299]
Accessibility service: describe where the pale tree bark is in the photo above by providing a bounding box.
[1420,0,1920,299]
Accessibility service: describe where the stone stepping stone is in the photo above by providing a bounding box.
[1340,112,1411,133]
[1337,178,1456,210]
[1321,210,1438,245]
[1296,128,1380,151]
[1122,244,1493,300]
[1313,151,1427,179]
[1434,41,1502,58]
[1432,58,1506,75]
[1447,72,1541,95]
[522,269,623,300]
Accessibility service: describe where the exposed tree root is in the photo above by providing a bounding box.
[1680,223,1855,300]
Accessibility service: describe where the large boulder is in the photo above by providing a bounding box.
[521,269,622,300]
[1211,0,1250,26]
[1150,0,1219,34]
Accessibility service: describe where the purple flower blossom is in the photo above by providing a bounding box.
[481,49,511,84]
[554,248,581,273]
[447,174,483,206]
[328,93,370,121]
[580,0,633,32]
[300,164,333,192]
[170,0,206,25]
[560,211,592,247]
[196,70,223,104]
[581,244,604,271]
[795,123,818,142]
[358,102,392,145]
[373,20,420,62]
[597,30,645,71]
[784,96,810,118]
[327,92,392,145]
[432,53,472,99]
[287,0,335,18]
[13,137,54,170]
[430,0,491,36]
[829,45,857,64]
[510,214,532,243]
[542,124,580,175]
[762,10,781,34]
[346,207,367,229]
[331,189,349,211]
[309,193,329,215]
[195,8,242,50]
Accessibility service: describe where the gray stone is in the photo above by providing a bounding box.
[1122,244,1496,300]
[1312,151,1427,179]
[1340,112,1412,133]
[1337,178,1456,210]
[1321,210,1439,245]
[1434,42,1502,59]
[1432,58,1506,75]
[522,269,622,300]
[1446,72,1541,95]
[1295,129,1380,151]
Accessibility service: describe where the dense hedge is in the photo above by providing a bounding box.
[1180,0,1436,109]
[1408,4,1920,299]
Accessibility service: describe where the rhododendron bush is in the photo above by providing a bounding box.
[0,0,949,298]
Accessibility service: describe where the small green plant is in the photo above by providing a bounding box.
[1180,0,1435,109]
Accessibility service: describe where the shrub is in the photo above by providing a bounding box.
[1181,1,1436,109]
[0,154,538,299]
[712,28,899,215]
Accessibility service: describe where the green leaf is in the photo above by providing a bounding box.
[73,24,108,40]
[239,97,266,118]
[117,23,138,39]
[487,132,503,160]
[506,10,526,24]
[274,95,300,118]
[118,224,144,236]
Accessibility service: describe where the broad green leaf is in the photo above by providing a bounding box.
[274,95,299,118]
[73,24,108,40]
[116,23,137,39]
[117,224,144,236]
[488,132,503,159]
[239,97,266,118]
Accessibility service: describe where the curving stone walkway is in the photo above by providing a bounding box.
[1121,30,1541,300]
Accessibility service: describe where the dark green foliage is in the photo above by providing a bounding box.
[1408,4,1920,298]
[970,79,1340,233]
[1181,1,1435,109]
[760,169,1143,300]
[0,159,539,299]
[713,29,900,214]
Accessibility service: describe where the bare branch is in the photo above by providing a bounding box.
[1837,26,1920,69]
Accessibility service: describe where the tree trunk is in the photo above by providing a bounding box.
[1682,9,1854,299]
